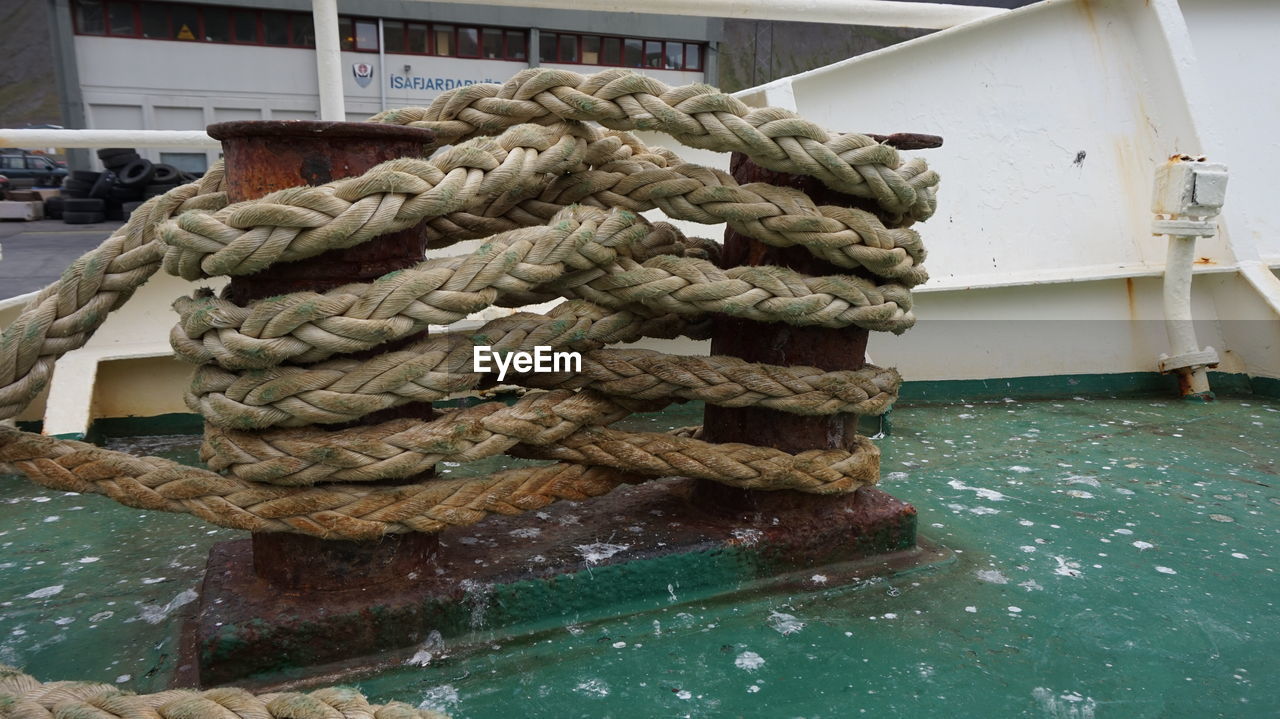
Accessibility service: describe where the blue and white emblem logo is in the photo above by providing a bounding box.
[352,62,375,88]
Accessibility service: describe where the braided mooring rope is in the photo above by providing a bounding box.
[0,665,449,719]
[0,68,937,542]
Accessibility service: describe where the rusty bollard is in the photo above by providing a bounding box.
[697,141,938,553]
[206,121,439,591]
[182,128,948,687]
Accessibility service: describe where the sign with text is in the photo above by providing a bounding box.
[389,74,500,92]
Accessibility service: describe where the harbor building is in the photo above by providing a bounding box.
[49,0,716,171]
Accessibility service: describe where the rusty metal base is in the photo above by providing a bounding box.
[177,480,937,688]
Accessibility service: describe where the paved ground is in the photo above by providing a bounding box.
[0,218,124,299]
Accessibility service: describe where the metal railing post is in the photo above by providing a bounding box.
[312,0,346,121]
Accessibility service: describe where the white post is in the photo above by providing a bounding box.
[312,0,345,121]
[1161,234,1211,395]
[0,129,219,149]
[377,18,388,112]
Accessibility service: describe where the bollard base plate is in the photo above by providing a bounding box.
[177,479,940,688]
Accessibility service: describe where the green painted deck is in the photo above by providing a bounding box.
[2,393,1277,716]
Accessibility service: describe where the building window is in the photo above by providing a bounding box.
[379,21,525,60]
[505,30,526,60]
[139,2,167,38]
[263,11,288,46]
[160,152,208,174]
[291,15,314,47]
[170,4,198,40]
[407,22,428,53]
[559,34,579,63]
[338,16,353,48]
[481,27,502,59]
[539,32,556,64]
[232,8,258,43]
[624,38,642,67]
[203,6,230,42]
[663,42,683,70]
[66,1,697,67]
[75,0,106,34]
[73,1,319,48]
[433,24,453,56]
[643,40,662,68]
[684,43,702,71]
[581,35,600,64]
[107,2,135,36]
[458,27,479,57]
[383,20,405,52]
[602,37,621,65]
[354,19,378,51]
[536,31,705,71]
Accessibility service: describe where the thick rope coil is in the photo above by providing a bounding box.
[189,341,901,430]
[0,417,866,537]
[0,68,934,540]
[370,68,938,220]
[198,387,878,488]
[0,665,449,719]
[168,206,913,374]
[0,424,646,537]
[157,123,928,286]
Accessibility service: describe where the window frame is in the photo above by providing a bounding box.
[260,9,292,47]
[382,19,407,54]
[479,26,503,59]
[72,0,107,35]
[537,31,704,71]
[563,33,582,63]
[431,23,454,56]
[71,0,316,49]
[230,8,261,44]
[165,3,202,42]
[68,2,701,68]
[199,5,232,43]
[382,21,527,60]
[106,1,138,36]
[404,21,429,54]
[139,2,171,40]
[504,29,526,60]
[349,16,379,52]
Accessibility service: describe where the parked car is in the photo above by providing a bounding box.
[0,152,69,187]
[0,173,9,199]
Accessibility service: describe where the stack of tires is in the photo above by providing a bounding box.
[47,148,197,225]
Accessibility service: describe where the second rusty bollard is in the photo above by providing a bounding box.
[697,147,927,520]
[206,121,438,591]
